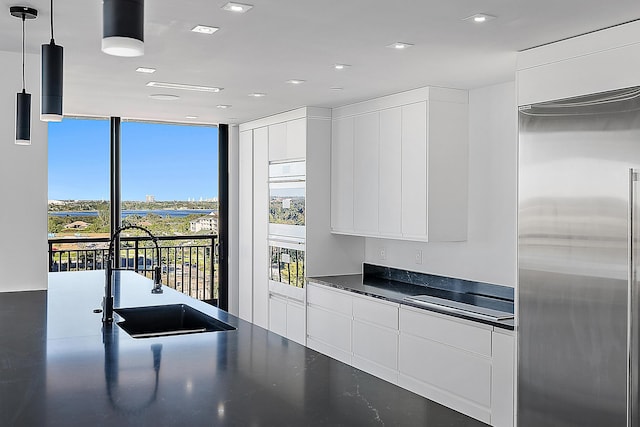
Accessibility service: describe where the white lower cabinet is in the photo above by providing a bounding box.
[398,306,492,423]
[305,282,514,427]
[351,294,399,384]
[398,305,514,427]
[268,291,306,346]
[268,294,288,337]
[306,284,352,364]
[491,330,515,427]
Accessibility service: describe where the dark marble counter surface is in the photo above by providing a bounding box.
[307,268,515,330]
[0,270,488,426]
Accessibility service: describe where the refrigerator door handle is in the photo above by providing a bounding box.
[629,168,639,427]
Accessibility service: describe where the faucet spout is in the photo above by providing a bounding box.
[103,224,163,323]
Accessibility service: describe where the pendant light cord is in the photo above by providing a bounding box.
[50,0,54,41]
[21,13,25,91]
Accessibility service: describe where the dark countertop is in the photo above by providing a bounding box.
[0,270,488,427]
[307,274,515,330]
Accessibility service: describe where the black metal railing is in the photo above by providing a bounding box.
[48,235,218,303]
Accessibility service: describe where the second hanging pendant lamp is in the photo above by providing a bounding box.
[102,0,144,57]
[11,6,38,144]
[41,0,63,122]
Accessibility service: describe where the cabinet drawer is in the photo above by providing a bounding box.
[352,319,398,370]
[307,305,351,352]
[307,283,352,315]
[399,306,491,356]
[307,337,352,365]
[399,333,491,408]
[352,355,398,385]
[352,295,398,328]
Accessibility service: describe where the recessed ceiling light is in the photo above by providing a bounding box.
[149,94,180,101]
[185,115,198,119]
[334,64,350,70]
[330,87,344,91]
[387,42,414,50]
[286,79,306,85]
[222,2,253,13]
[136,67,156,74]
[191,25,219,35]
[146,81,223,93]
[249,93,266,97]
[217,104,231,109]
[464,13,496,23]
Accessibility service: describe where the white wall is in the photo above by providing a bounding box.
[0,51,48,292]
[364,81,518,287]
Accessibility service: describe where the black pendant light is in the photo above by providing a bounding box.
[10,6,38,145]
[102,0,144,57]
[41,0,63,122]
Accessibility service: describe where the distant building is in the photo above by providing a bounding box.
[190,212,217,233]
[64,221,90,230]
[145,195,155,203]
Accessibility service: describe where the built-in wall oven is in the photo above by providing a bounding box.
[268,238,305,290]
[268,160,305,240]
[268,160,306,297]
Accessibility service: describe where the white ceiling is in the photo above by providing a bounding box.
[1,0,639,125]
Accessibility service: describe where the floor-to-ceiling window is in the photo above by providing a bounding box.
[120,120,219,302]
[47,117,111,271]
[47,118,220,304]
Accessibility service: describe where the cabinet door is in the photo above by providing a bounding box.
[426,100,468,242]
[307,305,352,362]
[398,305,492,424]
[286,299,306,345]
[268,294,287,337]
[401,101,428,238]
[238,130,253,322]
[398,332,492,423]
[268,122,287,161]
[331,117,354,232]
[378,107,402,236]
[352,320,398,383]
[353,111,379,234]
[252,127,269,329]
[491,331,515,427]
[286,118,306,160]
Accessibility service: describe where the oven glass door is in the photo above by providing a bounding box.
[269,241,305,288]
[269,180,305,239]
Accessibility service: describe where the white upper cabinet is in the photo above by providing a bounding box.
[331,87,468,242]
[353,111,380,234]
[401,102,428,238]
[378,107,402,237]
[269,118,306,162]
[331,116,354,232]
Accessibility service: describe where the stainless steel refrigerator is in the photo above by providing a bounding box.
[518,86,640,427]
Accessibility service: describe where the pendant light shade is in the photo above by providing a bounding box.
[10,6,37,145]
[16,90,31,145]
[41,0,63,122]
[102,0,144,57]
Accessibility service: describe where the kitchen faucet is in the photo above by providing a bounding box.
[103,224,163,323]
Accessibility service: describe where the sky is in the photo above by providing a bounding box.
[48,118,218,201]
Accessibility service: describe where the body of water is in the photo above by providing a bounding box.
[49,209,215,218]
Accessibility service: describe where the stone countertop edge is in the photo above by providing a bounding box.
[307,274,515,331]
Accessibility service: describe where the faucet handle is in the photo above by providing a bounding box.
[152,265,163,294]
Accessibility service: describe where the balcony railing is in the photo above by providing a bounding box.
[48,234,218,303]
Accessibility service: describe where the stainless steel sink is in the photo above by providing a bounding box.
[114,304,236,338]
